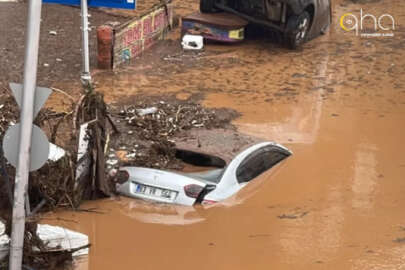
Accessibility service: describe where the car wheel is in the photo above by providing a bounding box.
[200,0,218,13]
[321,2,332,35]
[284,11,311,49]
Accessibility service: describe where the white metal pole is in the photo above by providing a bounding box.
[8,0,42,268]
[80,0,92,84]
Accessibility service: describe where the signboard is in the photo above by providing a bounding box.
[113,4,173,67]
[43,0,135,10]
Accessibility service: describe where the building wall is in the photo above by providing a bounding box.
[111,3,173,68]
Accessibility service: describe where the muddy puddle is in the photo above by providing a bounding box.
[42,0,405,269]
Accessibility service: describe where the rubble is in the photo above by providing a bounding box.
[115,98,232,140]
[0,89,18,136]
[0,87,111,268]
[136,107,158,116]
[107,95,239,171]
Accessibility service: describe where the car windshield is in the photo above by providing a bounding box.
[236,145,290,183]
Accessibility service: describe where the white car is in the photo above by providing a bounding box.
[115,142,292,206]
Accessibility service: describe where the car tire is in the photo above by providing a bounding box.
[321,3,332,35]
[284,11,311,49]
[200,0,217,13]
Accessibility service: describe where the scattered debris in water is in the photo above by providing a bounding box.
[393,237,405,244]
[278,211,309,219]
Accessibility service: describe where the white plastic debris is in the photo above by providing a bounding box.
[181,35,204,50]
[107,159,118,166]
[48,143,66,162]
[49,30,57,36]
[136,107,158,116]
[126,153,136,159]
[0,222,89,260]
[36,224,89,256]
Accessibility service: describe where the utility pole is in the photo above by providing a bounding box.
[8,0,42,268]
[80,0,92,84]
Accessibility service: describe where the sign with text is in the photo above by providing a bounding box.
[43,0,135,10]
[113,5,173,67]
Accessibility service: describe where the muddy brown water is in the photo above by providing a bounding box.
[43,0,405,269]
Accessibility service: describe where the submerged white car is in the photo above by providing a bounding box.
[115,142,292,206]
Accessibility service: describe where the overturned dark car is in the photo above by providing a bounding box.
[200,0,332,48]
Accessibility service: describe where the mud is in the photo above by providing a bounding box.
[6,0,405,269]
[0,2,129,89]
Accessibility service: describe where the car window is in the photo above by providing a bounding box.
[236,146,289,183]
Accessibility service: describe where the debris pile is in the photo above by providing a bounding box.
[119,100,227,138]
[0,90,18,137]
[73,91,114,201]
[0,88,111,269]
[107,96,238,170]
[0,88,18,212]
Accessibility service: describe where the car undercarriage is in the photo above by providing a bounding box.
[228,0,285,22]
[200,0,331,48]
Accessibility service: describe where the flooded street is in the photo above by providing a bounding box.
[44,0,405,269]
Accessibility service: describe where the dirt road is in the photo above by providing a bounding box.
[36,0,405,269]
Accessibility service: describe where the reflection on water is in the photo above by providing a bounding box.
[352,143,379,211]
[118,199,206,225]
[235,53,330,144]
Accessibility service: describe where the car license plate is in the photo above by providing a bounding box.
[229,28,244,40]
[132,182,177,201]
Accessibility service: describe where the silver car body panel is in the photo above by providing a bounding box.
[117,167,207,206]
[117,142,292,206]
[204,142,291,202]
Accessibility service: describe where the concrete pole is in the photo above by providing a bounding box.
[80,0,92,84]
[8,0,42,269]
